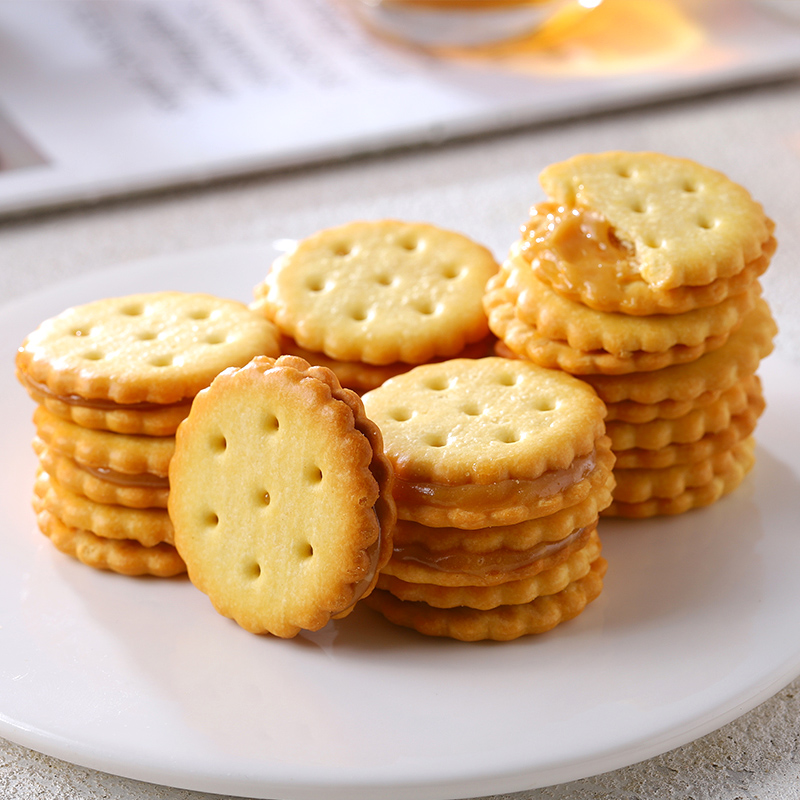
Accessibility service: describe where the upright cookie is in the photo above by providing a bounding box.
[168,355,396,638]
[253,220,498,365]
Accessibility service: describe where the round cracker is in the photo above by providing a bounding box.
[16,291,280,405]
[378,530,602,610]
[362,357,606,486]
[538,151,771,290]
[253,220,498,365]
[33,506,185,577]
[364,557,607,641]
[168,355,396,638]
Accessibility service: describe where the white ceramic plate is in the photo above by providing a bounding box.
[2,245,800,800]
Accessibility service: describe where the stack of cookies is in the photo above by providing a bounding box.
[361,357,614,641]
[16,291,280,575]
[251,219,499,393]
[485,151,777,517]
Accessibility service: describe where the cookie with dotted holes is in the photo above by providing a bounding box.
[519,194,775,316]
[16,291,280,406]
[252,220,498,365]
[534,151,772,300]
[168,355,396,638]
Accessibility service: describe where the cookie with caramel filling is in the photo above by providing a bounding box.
[32,505,185,577]
[606,374,762,452]
[362,357,613,527]
[533,151,772,302]
[33,405,174,478]
[364,557,607,641]
[484,267,744,375]
[377,529,601,610]
[16,291,280,407]
[505,250,760,354]
[34,470,173,547]
[392,439,614,529]
[613,397,763,469]
[34,440,169,509]
[582,299,777,404]
[168,355,396,637]
[604,438,755,518]
[391,482,611,553]
[381,521,595,588]
[609,438,755,506]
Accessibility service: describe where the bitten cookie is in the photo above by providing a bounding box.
[168,355,396,638]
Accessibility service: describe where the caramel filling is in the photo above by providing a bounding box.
[334,510,384,616]
[519,202,639,306]
[81,464,170,489]
[392,524,593,578]
[19,372,188,412]
[394,450,596,511]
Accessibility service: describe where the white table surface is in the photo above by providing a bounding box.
[2,72,800,800]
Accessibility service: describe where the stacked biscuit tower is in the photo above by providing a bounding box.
[252,220,498,393]
[362,357,615,641]
[15,291,280,575]
[484,152,777,517]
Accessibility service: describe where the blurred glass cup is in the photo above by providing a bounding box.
[346,0,598,51]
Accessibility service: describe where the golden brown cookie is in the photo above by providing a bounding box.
[16,291,280,405]
[606,374,762,452]
[365,557,607,641]
[381,522,595,587]
[583,299,777,405]
[391,482,611,553]
[604,438,756,517]
[32,505,185,577]
[19,377,191,436]
[34,440,169,509]
[33,405,174,478]
[536,151,771,293]
[505,252,759,354]
[518,202,774,316]
[362,357,613,527]
[168,355,396,637]
[484,268,741,375]
[391,440,614,528]
[253,220,498,365]
[613,396,764,469]
[610,438,755,505]
[378,529,601,610]
[34,470,173,547]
